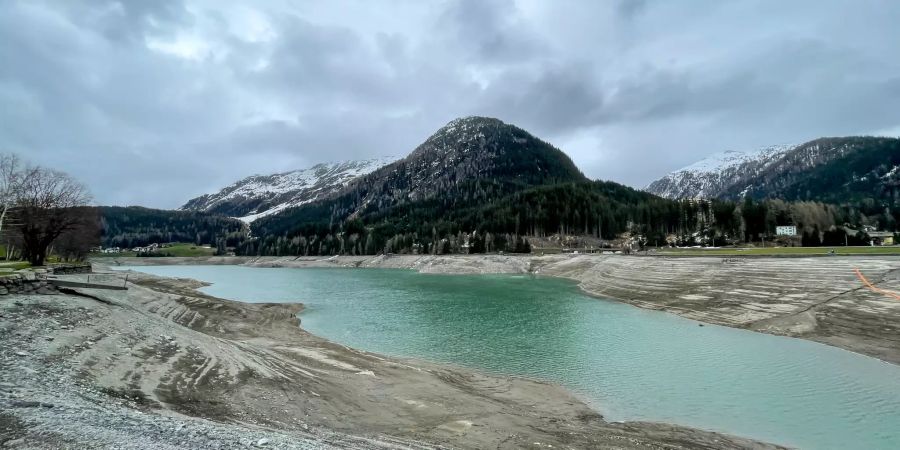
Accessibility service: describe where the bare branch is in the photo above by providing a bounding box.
[4,160,93,265]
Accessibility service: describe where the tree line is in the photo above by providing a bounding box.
[239,180,898,257]
[100,206,248,250]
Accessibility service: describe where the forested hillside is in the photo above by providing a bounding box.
[242,181,672,255]
[648,136,900,208]
[233,118,890,256]
[242,117,581,254]
[720,137,900,204]
[100,206,248,249]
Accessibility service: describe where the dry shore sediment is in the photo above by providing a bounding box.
[0,268,780,449]
[107,253,900,365]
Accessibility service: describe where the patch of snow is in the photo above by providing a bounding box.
[681,144,795,174]
[184,156,400,222]
[645,144,796,199]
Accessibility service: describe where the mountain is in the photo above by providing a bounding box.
[252,116,587,236]
[645,144,796,199]
[180,157,398,222]
[244,116,613,255]
[347,115,587,207]
[646,137,900,203]
[718,137,900,203]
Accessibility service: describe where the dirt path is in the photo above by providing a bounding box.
[1,270,780,449]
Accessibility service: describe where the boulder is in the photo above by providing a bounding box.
[17,270,37,281]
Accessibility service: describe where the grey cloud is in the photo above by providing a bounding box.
[617,0,648,19]
[440,0,548,65]
[1,0,899,207]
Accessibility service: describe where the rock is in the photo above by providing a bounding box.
[0,287,7,295]
[17,271,36,281]
[255,438,270,446]
[15,351,29,357]
[3,438,24,447]
[12,400,42,408]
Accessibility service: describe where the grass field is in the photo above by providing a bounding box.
[160,243,216,257]
[0,261,31,270]
[657,246,900,256]
[90,251,138,258]
[91,243,217,258]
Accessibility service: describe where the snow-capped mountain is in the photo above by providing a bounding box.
[181,156,399,222]
[645,144,797,199]
[646,136,900,202]
[251,116,587,234]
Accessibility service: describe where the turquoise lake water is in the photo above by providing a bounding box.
[119,265,900,449]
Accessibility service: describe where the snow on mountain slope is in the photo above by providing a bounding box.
[181,156,399,222]
[645,144,796,199]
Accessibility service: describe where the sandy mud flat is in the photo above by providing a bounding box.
[0,267,780,449]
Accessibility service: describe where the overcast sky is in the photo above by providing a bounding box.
[2,0,900,208]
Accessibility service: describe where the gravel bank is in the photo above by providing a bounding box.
[1,270,779,449]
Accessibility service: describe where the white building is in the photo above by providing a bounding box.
[775,225,797,236]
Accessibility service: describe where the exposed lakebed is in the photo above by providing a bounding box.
[118,265,900,449]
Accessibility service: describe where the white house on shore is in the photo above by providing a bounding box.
[775,226,797,236]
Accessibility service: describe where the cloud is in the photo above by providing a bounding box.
[1,0,899,207]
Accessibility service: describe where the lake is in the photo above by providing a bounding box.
[119,265,900,449]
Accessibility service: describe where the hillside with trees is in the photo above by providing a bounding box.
[647,136,900,227]
[237,118,893,257]
[99,206,248,250]
[718,137,900,203]
[243,117,584,255]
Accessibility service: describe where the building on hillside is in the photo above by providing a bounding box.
[775,225,797,236]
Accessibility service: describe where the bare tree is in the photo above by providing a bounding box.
[0,154,22,235]
[11,165,92,266]
[54,207,101,262]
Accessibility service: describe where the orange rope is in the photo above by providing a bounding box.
[854,268,900,301]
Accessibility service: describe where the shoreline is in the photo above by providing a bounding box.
[101,253,900,366]
[0,266,781,449]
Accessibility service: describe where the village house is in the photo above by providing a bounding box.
[775,225,797,236]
